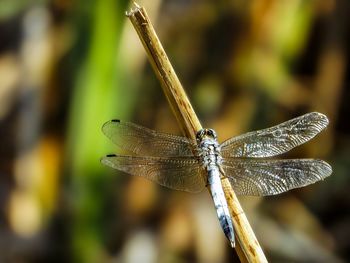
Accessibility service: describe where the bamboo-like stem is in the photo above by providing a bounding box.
[126,3,267,262]
[126,3,200,141]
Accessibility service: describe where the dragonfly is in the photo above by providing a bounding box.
[101,112,332,247]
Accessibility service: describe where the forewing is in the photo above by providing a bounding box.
[101,154,206,193]
[220,112,329,158]
[222,158,332,196]
[102,120,197,157]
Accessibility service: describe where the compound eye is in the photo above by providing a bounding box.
[196,129,205,140]
[208,129,217,139]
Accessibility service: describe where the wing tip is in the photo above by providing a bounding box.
[314,159,333,179]
[323,160,333,177]
[100,154,116,163]
[102,119,121,135]
[102,119,121,127]
[310,112,329,129]
[100,154,117,167]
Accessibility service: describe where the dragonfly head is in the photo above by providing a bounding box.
[196,128,217,143]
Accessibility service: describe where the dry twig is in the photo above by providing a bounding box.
[126,3,267,262]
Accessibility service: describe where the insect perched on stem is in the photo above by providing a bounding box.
[101,112,332,247]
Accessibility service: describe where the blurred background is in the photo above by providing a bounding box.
[0,0,349,262]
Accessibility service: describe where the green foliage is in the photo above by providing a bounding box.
[66,0,131,262]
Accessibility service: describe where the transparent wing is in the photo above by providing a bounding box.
[220,112,329,158]
[101,154,206,193]
[102,120,197,157]
[222,158,332,196]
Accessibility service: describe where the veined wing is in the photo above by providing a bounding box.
[102,120,196,157]
[222,158,332,196]
[220,112,329,158]
[101,154,206,193]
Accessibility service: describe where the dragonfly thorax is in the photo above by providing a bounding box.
[196,128,223,172]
